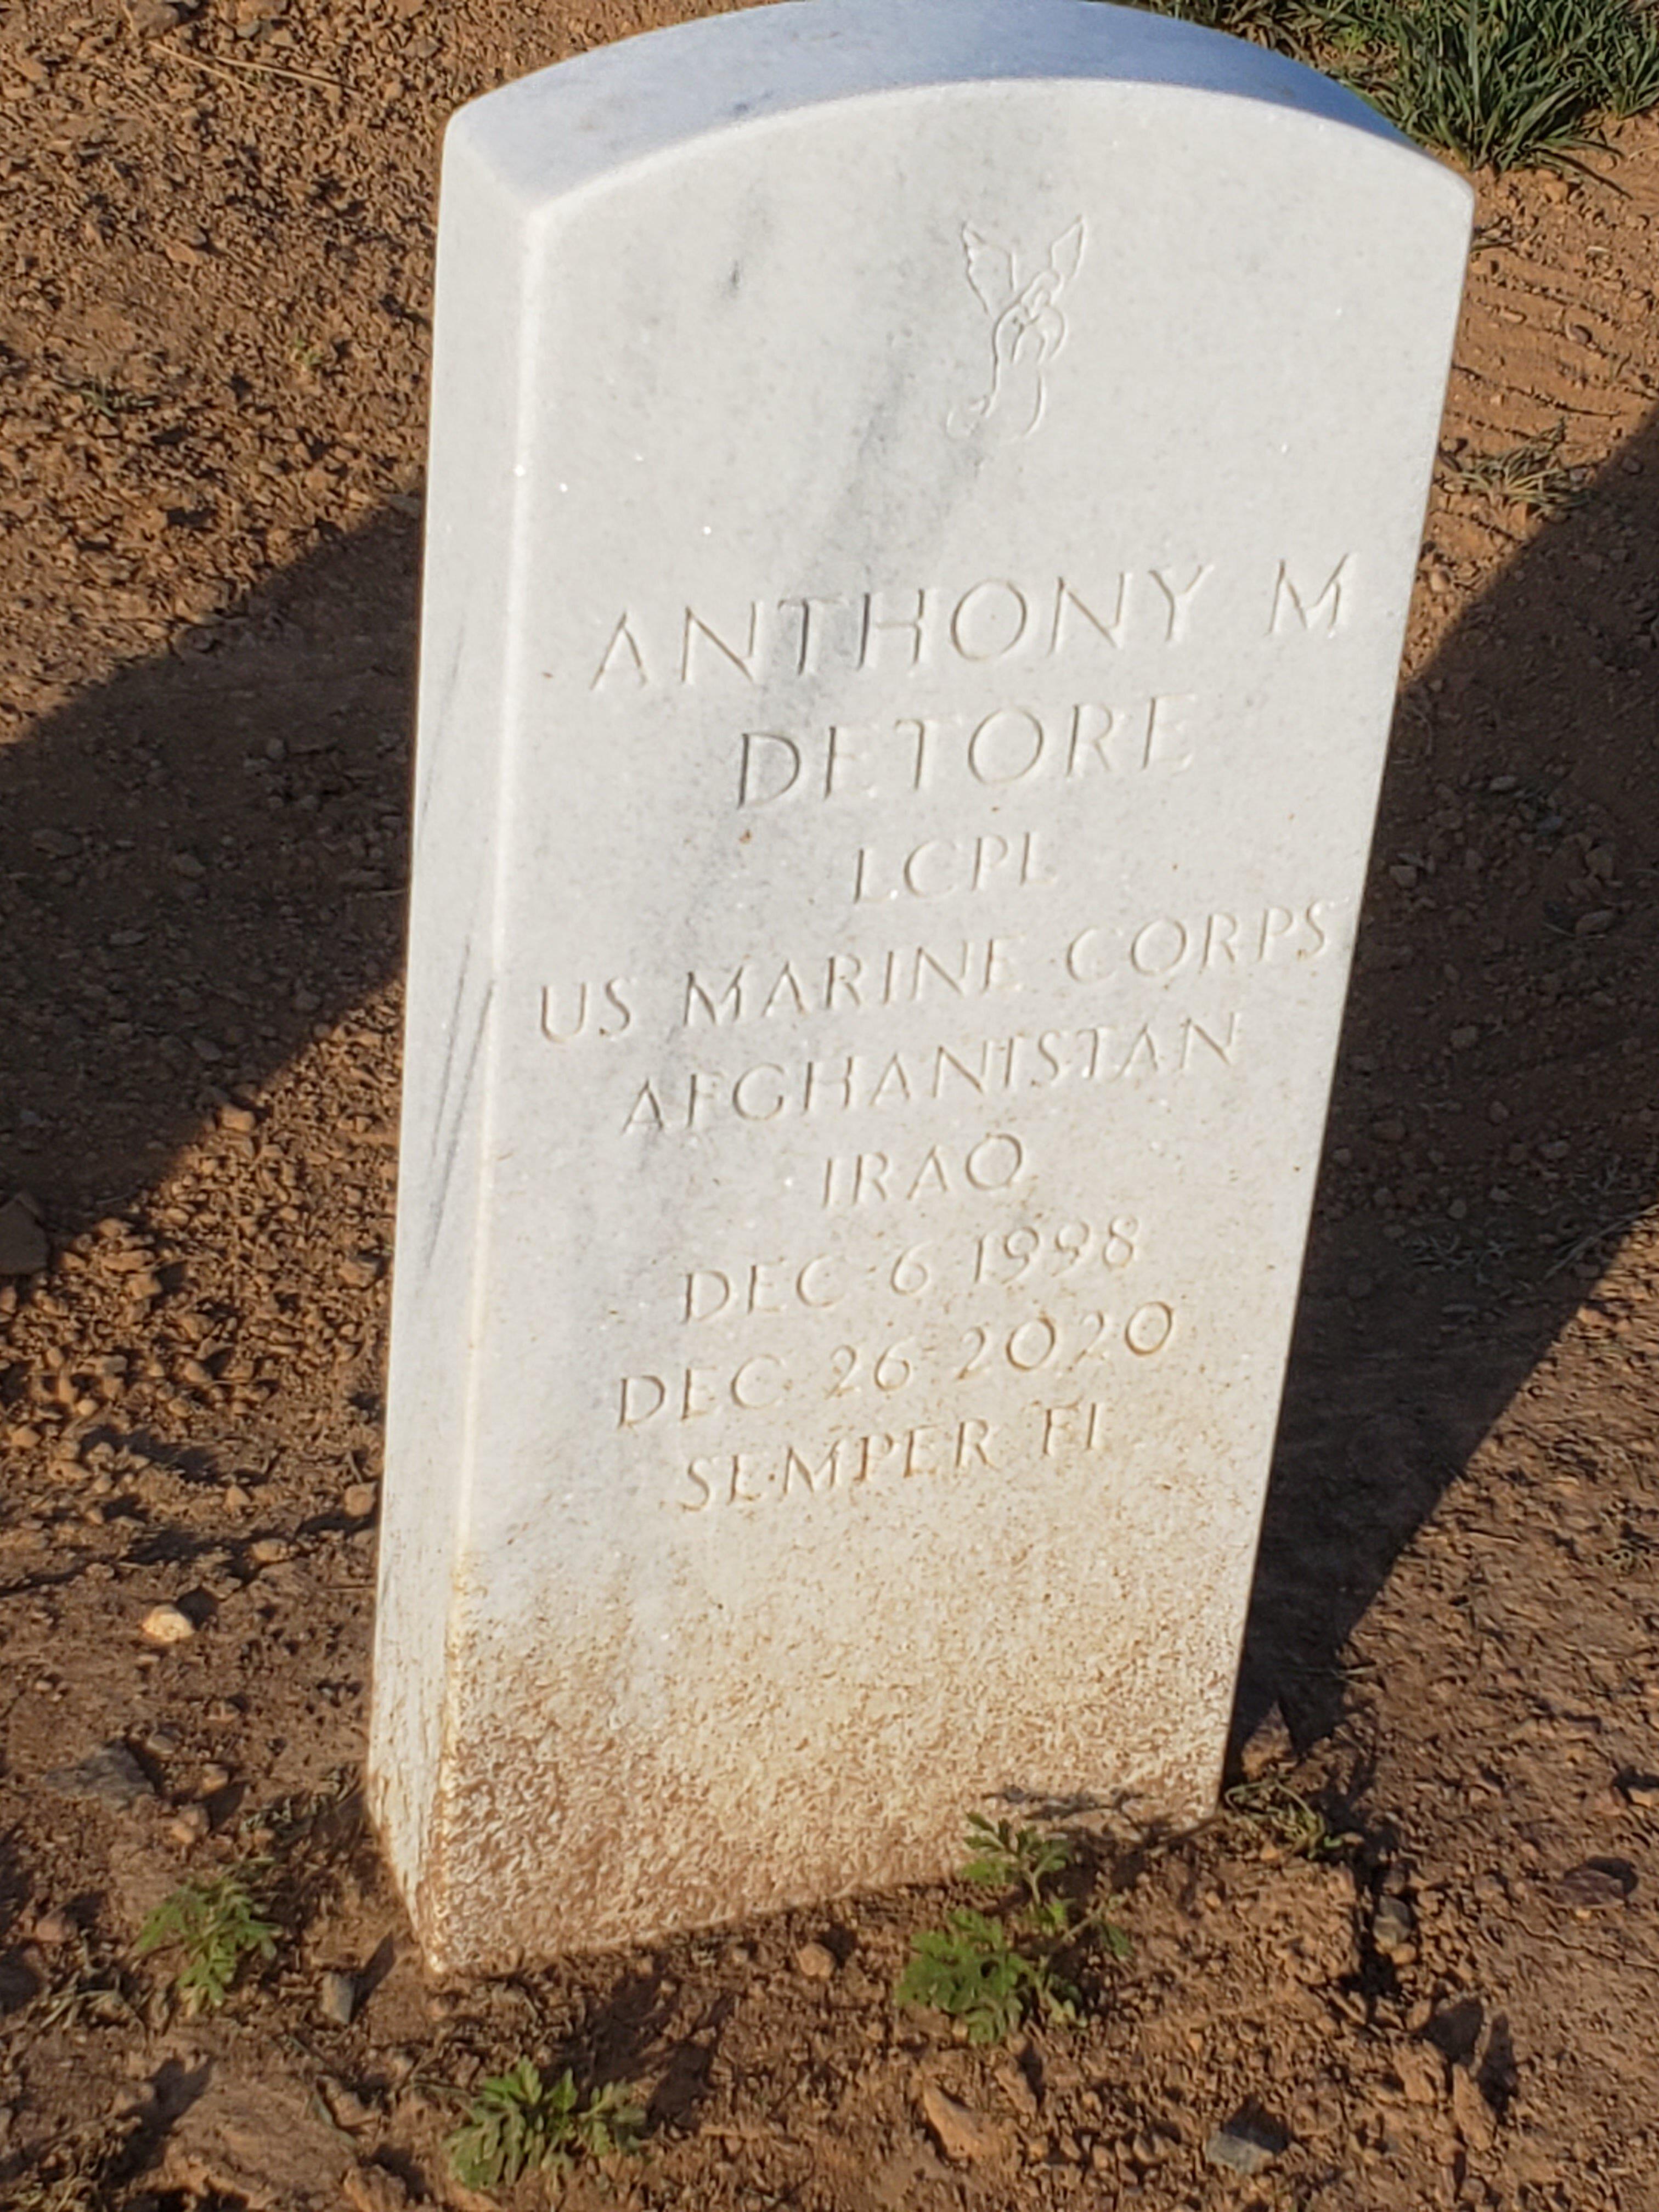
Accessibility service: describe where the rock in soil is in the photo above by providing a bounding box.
[1204,2120,1284,2176]
[1554,1858,1637,1910]
[919,2080,1008,2164]
[161,2071,348,2210]
[0,1192,47,1274]
[1372,1893,1415,1954]
[41,1742,154,1810]
[319,1967,358,2024]
[139,1602,195,1645]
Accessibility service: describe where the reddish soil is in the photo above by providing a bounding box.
[3,2,1659,2207]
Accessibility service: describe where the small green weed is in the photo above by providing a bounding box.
[960,1810,1072,1911]
[134,1871,279,2015]
[53,373,157,420]
[896,1814,1129,2043]
[1223,1779,1358,1859]
[897,1907,1065,2044]
[446,2061,645,2192]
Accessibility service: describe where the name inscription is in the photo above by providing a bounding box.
[586,557,1349,690]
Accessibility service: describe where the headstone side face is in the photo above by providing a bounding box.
[370,0,1471,1973]
[369,141,534,1893]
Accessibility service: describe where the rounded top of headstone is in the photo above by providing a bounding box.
[448,0,1469,216]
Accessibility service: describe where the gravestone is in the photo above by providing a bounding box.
[369,0,1470,1972]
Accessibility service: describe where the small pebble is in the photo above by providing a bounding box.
[1204,2126,1279,2177]
[1372,1894,1414,1954]
[31,1911,72,1946]
[920,2080,1005,2163]
[342,1482,378,1519]
[197,1763,232,1797]
[1555,1858,1635,1909]
[319,1968,359,2026]
[168,1805,210,1846]
[795,1940,836,1980]
[320,2076,375,2129]
[140,1604,195,1646]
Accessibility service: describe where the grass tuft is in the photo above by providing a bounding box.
[1441,421,1586,516]
[1223,1778,1359,1859]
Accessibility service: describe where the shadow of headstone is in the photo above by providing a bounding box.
[0,507,420,1222]
[1241,400,1659,1746]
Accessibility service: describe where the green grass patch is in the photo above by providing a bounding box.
[1131,0,1659,171]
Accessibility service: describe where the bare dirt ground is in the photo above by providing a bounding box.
[3,1,1659,2206]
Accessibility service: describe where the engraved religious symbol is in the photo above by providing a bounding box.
[947,217,1086,443]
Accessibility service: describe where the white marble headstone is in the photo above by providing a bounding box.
[370,0,1470,1972]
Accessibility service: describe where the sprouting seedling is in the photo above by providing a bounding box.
[962,1811,1073,1914]
[895,1813,1127,2041]
[446,2061,645,2192]
[134,1871,279,2013]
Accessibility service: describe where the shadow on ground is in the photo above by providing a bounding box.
[0,507,420,1223]
[4,410,1658,1763]
[1240,402,1659,1748]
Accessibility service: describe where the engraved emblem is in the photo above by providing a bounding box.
[947,218,1086,443]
